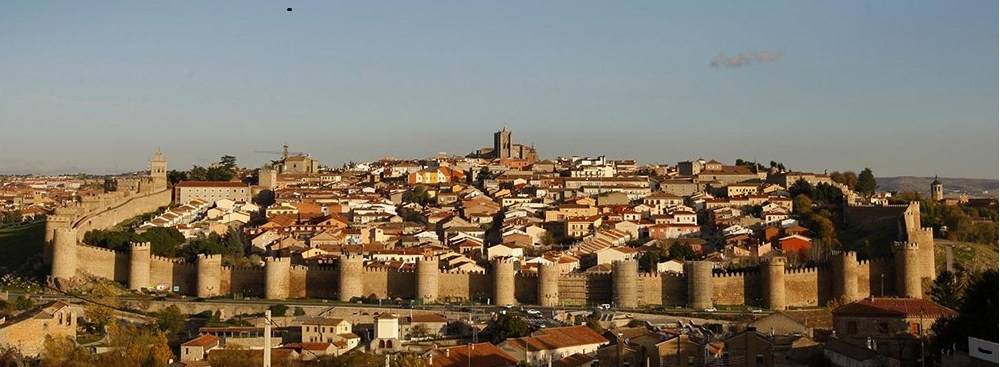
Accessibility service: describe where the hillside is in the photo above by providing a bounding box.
[878,176,997,197]
[935,240,999,274]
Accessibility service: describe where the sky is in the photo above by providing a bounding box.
[1,1,997,178]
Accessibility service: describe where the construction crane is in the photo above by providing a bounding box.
[254,144,305,159]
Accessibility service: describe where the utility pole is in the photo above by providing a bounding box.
[264,309,272,367]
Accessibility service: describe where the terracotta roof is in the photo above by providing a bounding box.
[406,313,448,324]
[832,298,957,318]
[554,353,597,367]
[427,342,519,367]
[175,181,248,188]
[181,334,220,347]
[504,325,608,351]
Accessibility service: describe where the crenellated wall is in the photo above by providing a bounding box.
[48,199,934,308]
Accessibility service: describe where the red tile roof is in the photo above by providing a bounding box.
[427,343,518,367]
[833,298,957,318]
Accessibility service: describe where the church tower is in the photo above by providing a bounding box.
[931,176,943,202]
[150,149,167,190]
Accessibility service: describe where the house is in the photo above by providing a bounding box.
[180,335,220,362]
[721,328,774,367]
[656,259,685,273]
[499,326,609,365]
[401,313,449,340]
[487,243,525,261]
[300,317,352,344]
[424,343,519,367]
[174,180,251,203]
[0,301,77,357]
[823,338,897,367]
[595,246,639,265]
[777,235,812,256]
[831,298,956,365]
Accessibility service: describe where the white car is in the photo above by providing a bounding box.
[599,304,612,310]
[703,307,718,312]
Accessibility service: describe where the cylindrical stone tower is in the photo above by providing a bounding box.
[492,258,516,306]
[338,255,364,302]
[265,257,291,300]
[537,264,560,307]
[196,254,222,298]
[51,227,78,281]
[415,257,439,304]
[762,256,786,310]
[895,242,922,299]
[613,260,639,309]
[128,242,151,291]
[832,251,859,303]
[685,261,714,310]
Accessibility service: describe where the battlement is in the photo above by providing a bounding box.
[266,257,291,264]
[131,242,151,250]
[290,265,309,271]
[893,241,920,251]
[785,266,818,275]
[768,256,787,266]
[637,272,664,279]
[224,265,266,272]
[712,269,757,278]
[77,243,121,255]
[150,254,185,264]
[493,257,520,265]
[305,264,338,272]
[442,268,486,275]
[197,253,223,262]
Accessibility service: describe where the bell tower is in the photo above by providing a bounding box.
[150,149,167,190]
[930,176,943,202]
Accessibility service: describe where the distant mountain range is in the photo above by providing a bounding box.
[877,176,998,197]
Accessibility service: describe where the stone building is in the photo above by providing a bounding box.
[0,301,77,357]
[174,180,251,203]
[831,297,956,365]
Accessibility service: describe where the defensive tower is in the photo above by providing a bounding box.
[338,256,364,302]
[537,264,560,307]
[265,257,292,300]
[762,256,786,310]
[128,242,151,291]
[894,242,923,298]
[492,258,516,306]
[415,257,440,304]
[832,251,859,303]
[196,254,222,298]
[685,261,714,310]
[50,228,78,282]
[612,260,639,308]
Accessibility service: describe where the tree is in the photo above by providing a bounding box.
[930,271,998,360]
[269,304,288,317]
[489,313,530,344]
[929,270,965,310]
[83,281,120,332]
[293,307,306,316]
[42,322,173,367]
[666,243,696,261]
[219,155,238,170]
[638,250,661,272]
[155,305,187,342]
[793,195,813,217]
[856,168,877,197]
[408,324,430,339]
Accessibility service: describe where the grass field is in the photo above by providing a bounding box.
[0,220,46,273]
[936,239,999,274]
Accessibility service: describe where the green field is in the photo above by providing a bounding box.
[936,239,999,274]
[0,220,46,273]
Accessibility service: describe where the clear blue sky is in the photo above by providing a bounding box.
[1,1,997,178]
